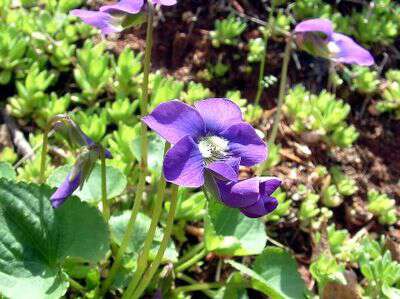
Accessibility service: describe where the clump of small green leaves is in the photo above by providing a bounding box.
[377,70,400,118]
[74,41,112,103]
[182,81,213,105]
[0,147,18,164]
[210,16,247,48]
[284,85,359,148]
[113,47,142,99]
[74,110,108,143]
[321,184,342,208]
[359,237,400,298]
[150,72,184,108]
[247,38,265,63]
[350,66,379,94]
[310,255,346,295]
[367,189,397,225]
[265,188,291,222]
[106,97,138,125]
[8,63,57,119]
[330,166,358,196]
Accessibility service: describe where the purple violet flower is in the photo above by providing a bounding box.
[217,177,281,218]
[142,99,267,188]
[71,0,176,35]
[294,18,374,66]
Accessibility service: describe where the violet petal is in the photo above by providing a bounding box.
[220,123,267,166]
[50,172,82,208]
[259,177,282,197]
[194,98,243,134]
[217,177,260,208]
[70,9,120,35]
[240,196,278,218]
[330,32,375,66]
[163,135,205,187]
[294,18,334,38]
[206,157,240,182]
[100,0,144,14]
[142,100,206,144]
[153,0,177,5]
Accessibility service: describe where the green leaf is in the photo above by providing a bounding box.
[252,247,307,299]
[0,179,109,299]
[0,162,16,180]
[47,163,127,203]
[132,132,165,175]
[204,197,267,256]
[110,211,178,263]
[216,272,249,299]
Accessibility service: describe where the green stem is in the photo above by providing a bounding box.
[175,247,207,273]
[175,242,205,267]
[254,0,276,107]
[39,126,50,183]
[269,34,292,144]
[100,148,109,221]
[174,282,222,294]
[123,184,179,299]
[68,277,86,295]
[99,3,154,295]
[124,143,170,294]
[176,273,216,298]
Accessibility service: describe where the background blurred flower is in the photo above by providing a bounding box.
[217,177,281,218]
[294,18,374,66]
[143,99,267,187]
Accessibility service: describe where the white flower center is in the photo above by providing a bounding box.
[327,41,341,55]
[198,136,229,164]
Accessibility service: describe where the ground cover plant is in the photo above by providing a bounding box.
[0,0,400,298]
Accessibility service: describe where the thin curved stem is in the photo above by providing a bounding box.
[174,282,222,294]
[124,184,179,299]
[175,247,207,273]
[176,273,216,298]
[175,242,205,268]
[100,148,109,221]
[124,143,170,294]
[99,3,154,295]
[254,0,276,107]
[269,35,292,144]
[39,126,50,183]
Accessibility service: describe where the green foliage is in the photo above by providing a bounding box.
[284,85,359,148]
[350,66,379,94]
[321,184,342,208]
[377,69,400,118]
[228,247,307,299]
[47,163,127,203]
[168,189,206,221]
[265,188,291,222]
[247,38,265,63]
[293,0,336,20]
[359,238,400,298]
[106,97,139,125]
[204,197,267,256]
[150,72,184,108]
[0,24,29,84]
[113,47,142,99]
[210,16,247,47]
[182,81,213,104]
[310,255,346,293]
[8,63,57,118]
[261,142,281,171]
[367,189,397,225]
[0,147,18,164]
[74,41,112,103]
[74,110,108,142]
[0,162,16,180]
[330,166,358,196]
[0,179,109,299]
[326,224,350,256]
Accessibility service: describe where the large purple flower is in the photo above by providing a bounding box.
[71,0,177,35]
[294,18,374,66]
[142,99,267,188]
[217,177,281,218]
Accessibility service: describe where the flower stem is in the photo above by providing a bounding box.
[176,273,216,298]
[175,247,207,273]
[175,242,205,267]
[124,143,170,294]
[269,34,292,144]
[67,277,86,295]
[254,0,276,107]
[99,3,154,295]
[123,184,179,299]
[100,148,109,221]
[39,126,50,183]
[174,282,222,294]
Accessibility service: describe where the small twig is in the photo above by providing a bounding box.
[2,109,34,160]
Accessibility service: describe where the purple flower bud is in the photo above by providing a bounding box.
[294,18,374,66]
[51,172,82,208]
[217,177,281,218]
[142,99,267,187]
